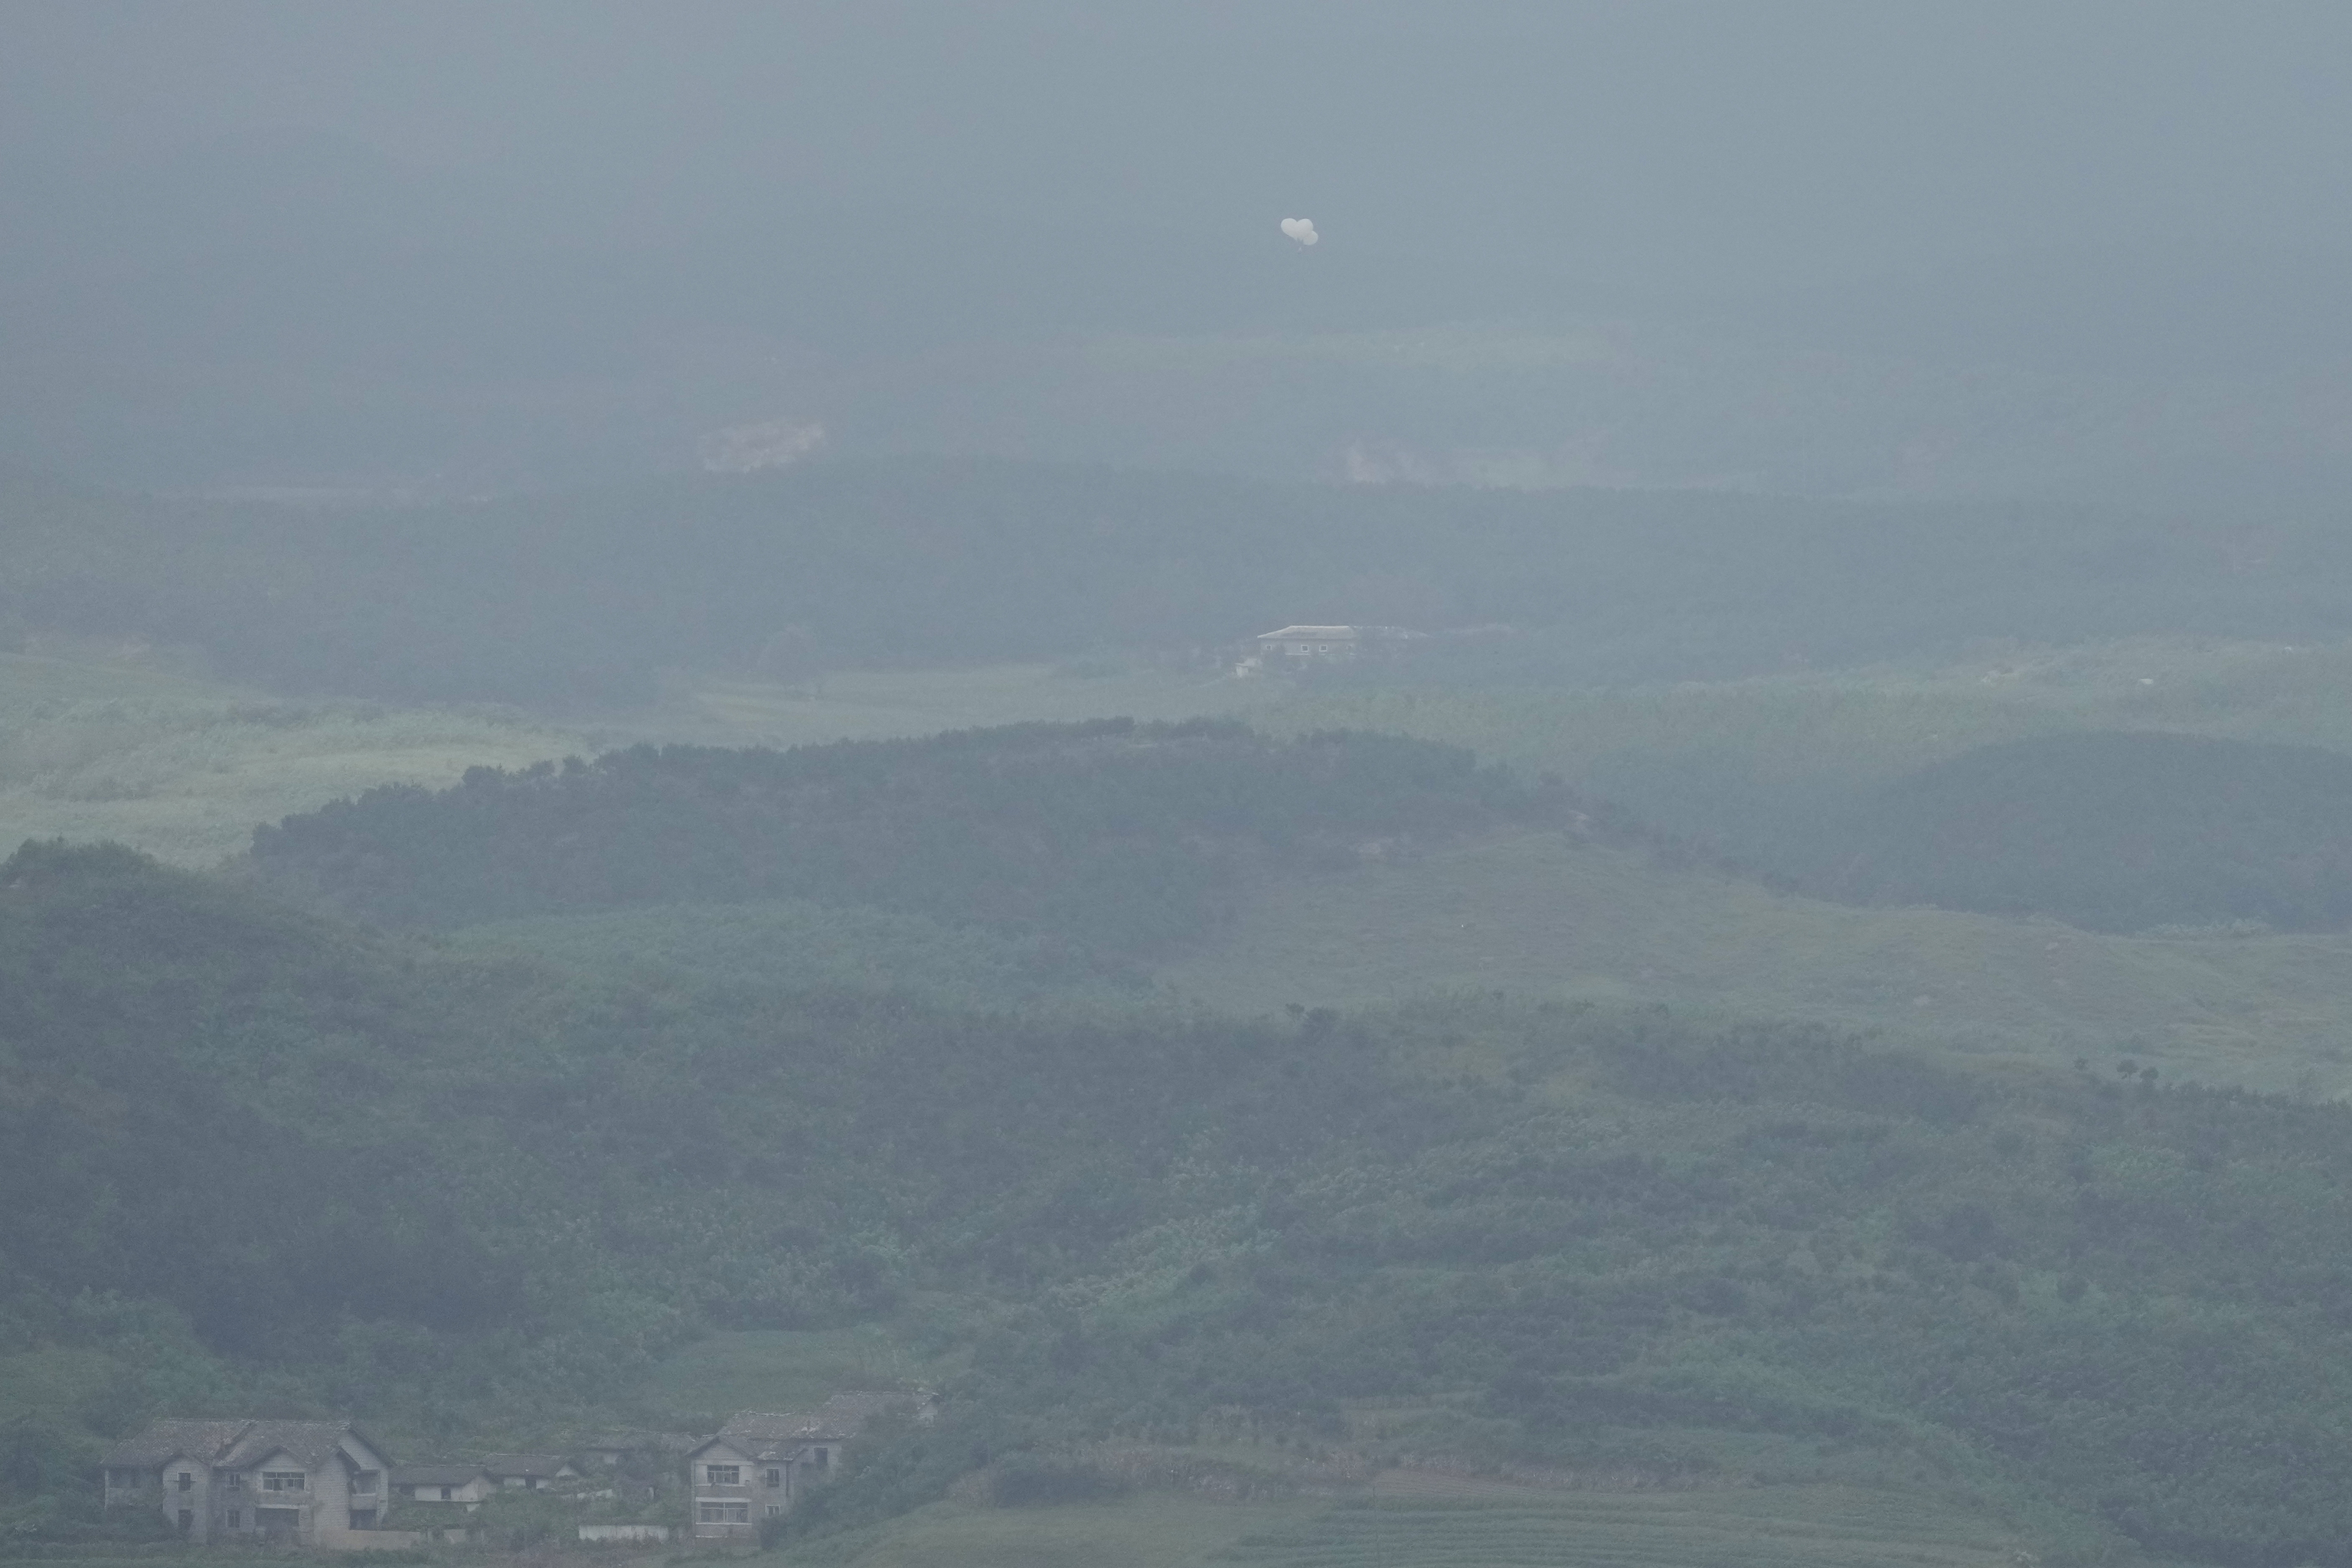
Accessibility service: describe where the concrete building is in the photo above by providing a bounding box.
[481,1453,583,1491]
[101,1418,392,1547]
[389,1463,494,1509]
[684,1393,918,1540]
[1250,625,1427,667]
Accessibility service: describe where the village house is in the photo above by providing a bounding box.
[388,1462,494,1510]
[481,1453,584,1491]
[684,1393,918,1540]
[101,1418,393,1547]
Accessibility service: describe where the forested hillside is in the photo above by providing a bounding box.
[12,459,2352,705]
[15,839,2352,1563]
[1808,731,2352,931]
[245,721,1622,967]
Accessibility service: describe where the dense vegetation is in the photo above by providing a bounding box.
[15,459,2352,705]
[1798,731,2352,931]
[13,838,2352,1563]
[247,721,1615,968]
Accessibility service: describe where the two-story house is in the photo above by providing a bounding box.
[101,1419,392,1547]
[684,1394,915,1540]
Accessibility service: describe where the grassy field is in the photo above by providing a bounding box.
[782,1483,2044,1568]
[0,648,1265,866]
[0,648,580,865]
[611,662,1275,749]
[1158,830,2352,1095]
[1208,1487,2036,1568]
[782,1495,1327,1568]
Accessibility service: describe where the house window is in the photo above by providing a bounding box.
[439,1487,454,1501]
[262,1472,305,1492]
[812,1449,829,1470]
[177,1472,193,1492]
[766,1504,783,1517]
[227,1510,240,1528]
[351,1471,377,1494]
[178,1509,194,1530]
[763,1468,782,1489]
[225,1472,243,1490]
[697,1501,749,1524]
[704,1465,741,1485]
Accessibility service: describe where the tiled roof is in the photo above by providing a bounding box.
[220,1420,378,1472]
[101,1419,253,1469]
[103,1418,384,1473]
[480,1453,576,1478]
[710,1392,916,1455]
[391,1465,488,1487]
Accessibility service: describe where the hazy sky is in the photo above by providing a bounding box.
[7,2,2352,488]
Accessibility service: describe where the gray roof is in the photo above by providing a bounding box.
[480,1453,577,1478]
[103,1419,386,1473]
[707,1392,914,1456]
[391,1464,489,1487]
[102,1419,253,1469]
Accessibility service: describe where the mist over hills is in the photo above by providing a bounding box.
[16,9,2352,1566]
[11,457,2352,708]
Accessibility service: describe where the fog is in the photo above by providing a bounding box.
[21,11,2352,1567]
[9,1,2352,492]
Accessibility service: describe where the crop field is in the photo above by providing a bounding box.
[1206,1486,2032,1568]
[784,1496,1327,1568]
[786,1482,2040,1568]
[1159,830,2352,1095]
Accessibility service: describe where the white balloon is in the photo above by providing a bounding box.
[1280,217,1318,247]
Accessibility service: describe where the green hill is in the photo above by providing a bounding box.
[245,720,1630,968]
[1813,731,2352,932]
[21,841,2352,1562]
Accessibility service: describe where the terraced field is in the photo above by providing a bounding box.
[799,1483,2047,1568]
[1209,1488,2030,1568]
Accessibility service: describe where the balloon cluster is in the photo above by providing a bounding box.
[1279,217,1319,247]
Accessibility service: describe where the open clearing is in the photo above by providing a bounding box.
[0,650,1264,865]
[1161,830,2352,1095]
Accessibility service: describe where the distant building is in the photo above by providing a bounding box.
[480,1453,584,1491]
[684,1393,923,1540]
[390,1463,495,1510]
[101,1418,393,1547]
[1250,625,1428,668]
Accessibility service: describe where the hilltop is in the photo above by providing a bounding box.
[243,720,1635,969]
